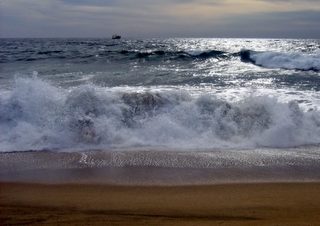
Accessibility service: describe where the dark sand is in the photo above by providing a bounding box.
[2,182,320,225]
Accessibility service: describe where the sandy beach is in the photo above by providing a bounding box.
[1,182,320,225]
[1,149,320,225]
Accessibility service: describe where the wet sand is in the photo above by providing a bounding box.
[1,149,320,225]
[2,182,320,225]
[1,148,320,185]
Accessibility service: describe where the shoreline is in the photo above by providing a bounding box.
[1,147,320,185]
[2,148,320,225]
[2,182,320,225]
[1,164,320,185]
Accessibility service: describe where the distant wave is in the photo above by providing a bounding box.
[0,48,228,63]
[241,49,320,71]
[117,49,227,60]
[185,50,226,58]
[1,77,320,152]
[37,50,64,55]
[3,42,319,71]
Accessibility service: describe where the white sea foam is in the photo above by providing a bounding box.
[1,77,320,152]
[186,50,205,56]
[249,50,320,71]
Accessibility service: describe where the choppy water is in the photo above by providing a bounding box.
[1,38,320,152]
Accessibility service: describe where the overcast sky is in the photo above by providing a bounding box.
[1,0,320,38]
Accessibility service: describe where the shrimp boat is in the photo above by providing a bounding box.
[112,34,121,39]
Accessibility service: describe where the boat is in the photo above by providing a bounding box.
[112,34,121,39]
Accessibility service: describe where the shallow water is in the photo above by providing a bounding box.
[1,146,319,184]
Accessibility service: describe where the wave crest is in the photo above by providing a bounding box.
[241,49,320,71]
[1,77,320,152]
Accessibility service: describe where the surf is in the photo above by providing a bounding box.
[1,76,320,152]
[241,49,320,71]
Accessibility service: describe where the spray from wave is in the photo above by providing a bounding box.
[1,77,320,152]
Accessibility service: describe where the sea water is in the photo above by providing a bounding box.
[1,38,320,182]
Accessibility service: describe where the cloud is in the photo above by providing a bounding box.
[258,0,319,2]
[59,0,116,6]
[220,10,320,38]
[253,0,320,11]
[0,0,320,38]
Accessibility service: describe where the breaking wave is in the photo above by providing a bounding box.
[1,77,320,152]
[241,49,320,71]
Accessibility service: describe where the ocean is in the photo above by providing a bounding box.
[1,38,320,183]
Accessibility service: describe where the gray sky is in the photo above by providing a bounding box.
[1,0,320,38]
